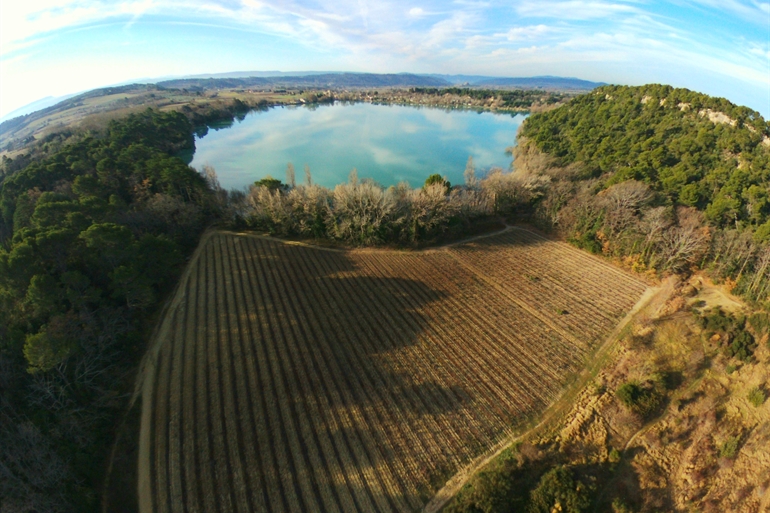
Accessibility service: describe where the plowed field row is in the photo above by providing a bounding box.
[140,227,648,512]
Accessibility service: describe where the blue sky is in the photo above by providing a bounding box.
[1,0,768,119]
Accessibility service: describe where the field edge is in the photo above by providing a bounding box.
[135,230,217,513]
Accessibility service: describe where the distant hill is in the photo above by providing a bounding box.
[472,76,604,90]
[412,74,603,90]
[155,72,603,92]
[157,73,451,90]
[0,94,79,124]
[0,84,160,139]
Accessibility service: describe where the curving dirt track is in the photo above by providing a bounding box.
[137,227,648,512]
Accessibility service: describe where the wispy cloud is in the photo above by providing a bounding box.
[514,0,640,20]
[499,24,554,41]
[0,0,768,117]
[680,0,770,23]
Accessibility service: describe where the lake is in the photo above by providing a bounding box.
[188,102,527,190]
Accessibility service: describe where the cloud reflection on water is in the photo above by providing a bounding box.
[190,102,526,190]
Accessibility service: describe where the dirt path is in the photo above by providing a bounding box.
[422,282,670,513]
[134,230,215,513]
[219,223,514,255]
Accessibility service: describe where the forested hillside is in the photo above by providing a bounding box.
[524,85,769,223]
[0,109,215,511]
[518,84,770,303]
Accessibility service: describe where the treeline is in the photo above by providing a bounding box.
[180,97,258,137]
[0,109,216,511]
[410,87,565,108]
[517,84,770,305]
[234,160,547,246]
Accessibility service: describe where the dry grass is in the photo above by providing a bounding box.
[495,275,770,512]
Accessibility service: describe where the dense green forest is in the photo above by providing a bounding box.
[522,84,769,228]
[0,109,216,511]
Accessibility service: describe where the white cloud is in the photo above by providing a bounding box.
[501,24,553,41]
[0,0,768,117]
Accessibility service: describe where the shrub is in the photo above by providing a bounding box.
[748,387,766,407]
[699,308,756,362]
[719,435,740,459]
[748,312,770,336]
[700,307,737,333]
[616,380,663,418]
[616,381,642,407]
[727,330,756,362]
[528,466,591,513]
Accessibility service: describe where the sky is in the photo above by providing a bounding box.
[1,0,769,119]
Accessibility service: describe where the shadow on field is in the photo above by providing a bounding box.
[150,232,548,513]
[237,235,485,507]
[262,239,471,418]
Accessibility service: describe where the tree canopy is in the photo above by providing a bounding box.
[521,84,770,232]
[0,108,214,511]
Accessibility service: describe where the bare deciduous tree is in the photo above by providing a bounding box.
[328,179,395,244]
[464,156,477,189]
[0,411,72,513]
[660,207,711,272]
[601,180,653,236]
[286,163,296,188]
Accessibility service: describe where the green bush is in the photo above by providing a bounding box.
[253,176,285,191]
[700,307,738,333]
[528,466,591,513]
[699,308,756,362]
[748,387,766,407]
[616,382,642,407]
[719,435,740,459]
[727,330,756,362]
[616,380,663,418]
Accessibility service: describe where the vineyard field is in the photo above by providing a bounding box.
[138,228,648,512]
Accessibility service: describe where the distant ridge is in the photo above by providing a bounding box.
[472,76,604,90]
[0,94,78,124]
[155,72,604,92]
[0,84,159,138]
[156,73,451,90]
[1,72,604,143]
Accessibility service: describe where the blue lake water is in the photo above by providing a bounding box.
[189,102,527,190]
